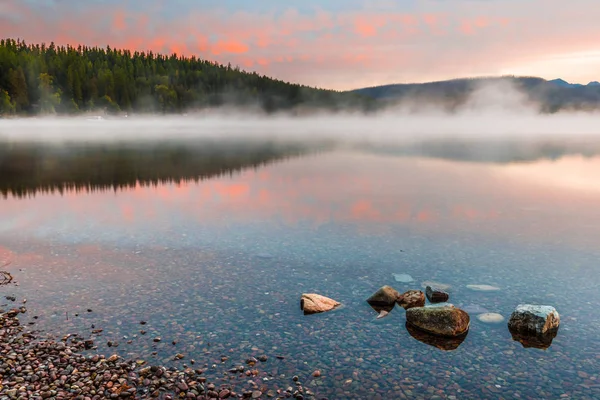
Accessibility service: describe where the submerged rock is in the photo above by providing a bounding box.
[406,305,470,337]
[406,321,468,351]
[366,285,400,307]
[397,290,425,310]
[425,286,449,303]
[421,281,451,291]
[477,313,505,323]
[300,293,340,315]
[507,304,560,334]
[392,273,414,283]
[466,284,500,292]
[461,304,490,314]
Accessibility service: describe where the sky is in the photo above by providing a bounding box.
[1,0,600,90]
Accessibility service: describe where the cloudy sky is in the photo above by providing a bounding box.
[1,0,599,90]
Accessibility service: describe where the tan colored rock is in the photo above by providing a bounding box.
[366,285,400,306]
[397,290,425,310]
[300,293,340,315]
[406,305,470,337]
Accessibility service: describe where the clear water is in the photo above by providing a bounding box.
[1,133,600,399]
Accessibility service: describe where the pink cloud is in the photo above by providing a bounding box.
[113,9,126,31]
[2,0,600,89]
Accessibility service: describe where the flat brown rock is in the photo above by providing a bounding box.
[300,293,341,315]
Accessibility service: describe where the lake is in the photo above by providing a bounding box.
[1,119,600,399]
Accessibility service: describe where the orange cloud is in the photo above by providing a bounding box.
[2,0,600,89]
[113,9,126,31]
[354,19,378,37]
[211,40,249,55]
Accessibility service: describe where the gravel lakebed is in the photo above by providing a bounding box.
[1,303,313,400]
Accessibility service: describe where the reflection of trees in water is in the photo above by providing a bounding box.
[0,140,330,198]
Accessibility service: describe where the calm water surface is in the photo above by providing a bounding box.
[1,132,600,399]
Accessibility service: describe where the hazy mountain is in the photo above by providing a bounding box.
[350,76,600,113]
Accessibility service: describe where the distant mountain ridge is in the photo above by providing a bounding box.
[548,78,600,87]
[349,76,600,113]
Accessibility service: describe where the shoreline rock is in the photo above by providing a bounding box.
[1,308,313,399]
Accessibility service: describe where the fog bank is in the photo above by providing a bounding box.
[1,80,600,144]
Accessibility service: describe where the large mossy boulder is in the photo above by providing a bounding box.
[406,305,470,337]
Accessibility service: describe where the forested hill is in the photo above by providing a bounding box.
[0,38,370,116]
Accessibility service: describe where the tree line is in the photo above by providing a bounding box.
[0,38,371,116]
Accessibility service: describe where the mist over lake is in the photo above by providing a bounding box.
[1,117,600,399]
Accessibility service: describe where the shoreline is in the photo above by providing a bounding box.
[0,304,314,400]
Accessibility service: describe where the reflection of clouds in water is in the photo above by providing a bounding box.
[492,155,600,193]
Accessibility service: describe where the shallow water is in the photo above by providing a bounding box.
[1,131,600,399]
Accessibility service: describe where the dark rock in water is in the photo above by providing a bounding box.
[397,290,425,310]
[367,285,400,307]
[406,305,470,337]
[508,304,560,334]
[426,286,449,303]
[508,326,558,349]
[300,293,340,315]
[405,321,468,351]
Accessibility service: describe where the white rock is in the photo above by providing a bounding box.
[477,313,505,323]
[508,304,560,334]
[392,273,414,283]
[466,284,500,291]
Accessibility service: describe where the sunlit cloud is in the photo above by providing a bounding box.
[1,0,600,89]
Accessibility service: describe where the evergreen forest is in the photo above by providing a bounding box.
[0,38,370,116]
